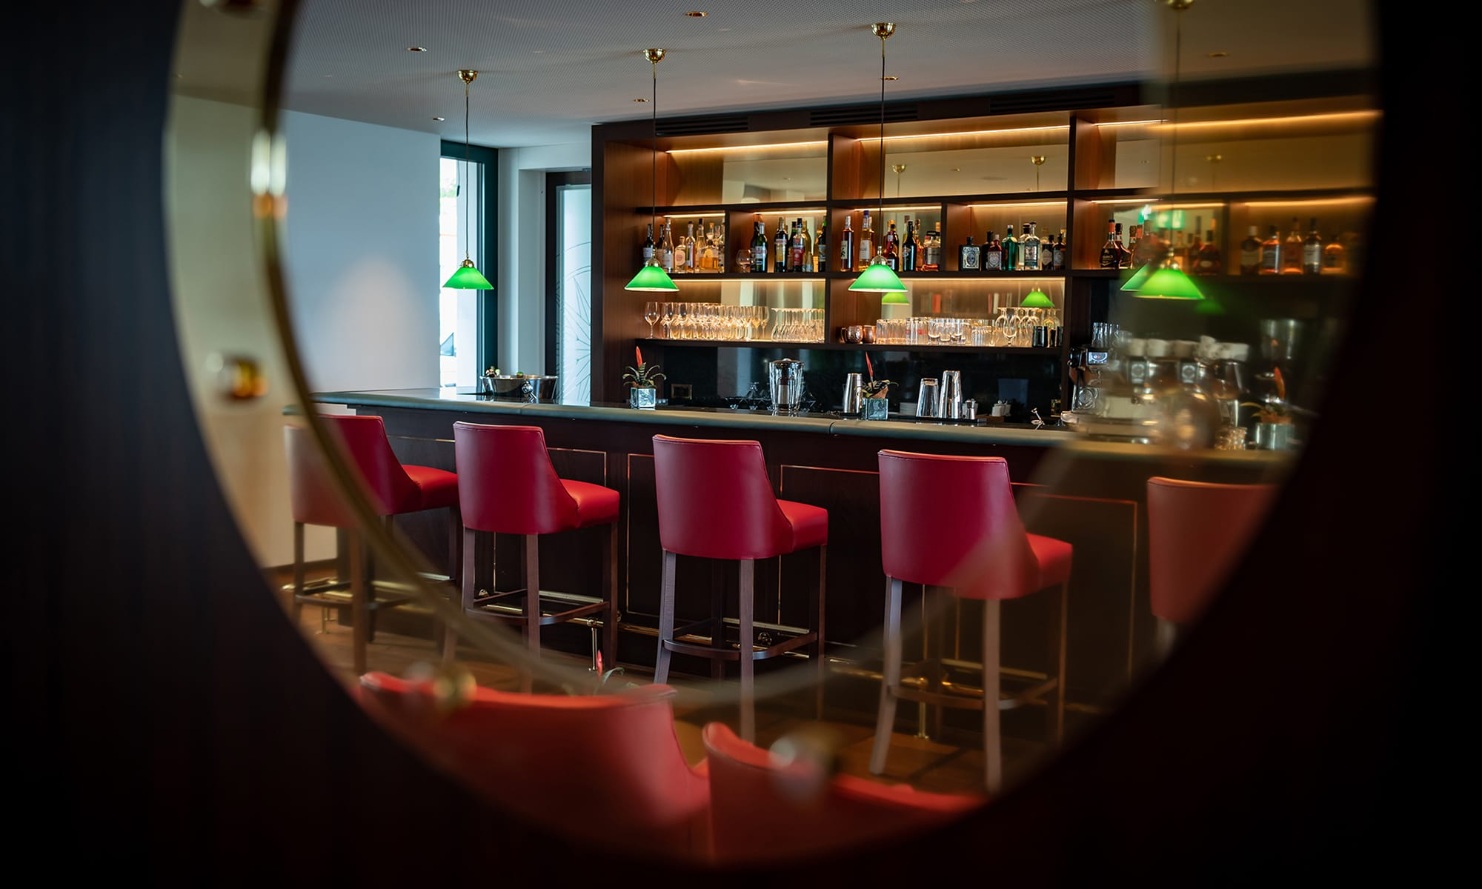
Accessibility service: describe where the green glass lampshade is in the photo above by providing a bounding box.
[444,260,493,290]
[1119,262,1153,292]
[624,259,679,292]
[1135,266,1205,300]
[881,292,910,305]
[848,256,908,293]
[1021,288,1054,308]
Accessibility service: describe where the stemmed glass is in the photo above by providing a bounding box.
[644,301,660,338]
[661,302,676,339]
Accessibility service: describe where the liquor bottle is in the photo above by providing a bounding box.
[1098,218,1119,269]
[773,216,788,273]
[1239,225,1262,275]
[1194,227,1223,276]
[798,219,813,272]
[839,214,855,272]
[901,216,918,271]
[677,221,695,272]
[958,235,980,271]
[658,221,674,273]
[983,228,1004,271]
[1322,229,1348,275]
[923,221,943,271]
[1302,217,1322,275]
[642,222,655,265]
[1259,224,1282,275]
[858,210,874,270]
[813,222,826,275]
[1113,222,1131,269]
[1052,229,1067,271]
[789,219,805,273]
[1281,217,1303,275]
[712,220,727,273]
[1020,221,1041,271]
[1186,216,1204,271]
[1003,223,1020,271]
[882,220,900,270]
[751,219,768,273]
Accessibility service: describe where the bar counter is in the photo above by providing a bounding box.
[310,387,1292,729]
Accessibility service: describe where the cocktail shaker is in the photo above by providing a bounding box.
[938,370,963,418]
[842,372,864,415]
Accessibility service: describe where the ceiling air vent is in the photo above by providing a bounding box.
[809,104,918,128]
[989,84,1140,115]
[656,114,751,137]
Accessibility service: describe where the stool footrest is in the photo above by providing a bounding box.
[663,631,818,663]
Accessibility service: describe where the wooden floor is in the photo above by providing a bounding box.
[281,589,1059,799]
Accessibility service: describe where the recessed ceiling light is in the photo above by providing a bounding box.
[1208,50,1229,58]
[433,116,444,122]
[685,11,708,17]
[634,97,648,103]
[407,46,428,53]
[883,75,898,81]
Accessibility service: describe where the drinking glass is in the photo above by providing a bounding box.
[643,301,660,338]
[661,302,676,339]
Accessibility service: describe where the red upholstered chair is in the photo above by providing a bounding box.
[701,720,983,865]
[357,670,711,863]
[283,413,461,674]
[650,434,828,744]
[872,449,1072,794]
[1146,475,1278,657]
[448,422,619,683]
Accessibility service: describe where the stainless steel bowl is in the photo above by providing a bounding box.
[480,374,558,402]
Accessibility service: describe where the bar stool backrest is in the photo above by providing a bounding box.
[652,434,793,560]
[877,449,1040,601]
[284,414,420,526]
[1146,475,1278,626]
[453,422,578,535]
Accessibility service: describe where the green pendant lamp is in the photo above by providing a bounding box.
[444,70,493,290]
[1021,287,1055,308]
[849,23,907,295]
[1127,0,1203,302]
[626,49,679,293]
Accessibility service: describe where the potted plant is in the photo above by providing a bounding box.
[623,346,665,410]
[860,353,892,420]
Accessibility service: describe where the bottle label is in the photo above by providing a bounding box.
[985,249,1001,271]
[960,245,979,270]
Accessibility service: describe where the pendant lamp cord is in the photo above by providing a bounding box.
[1167,4,1183,241]
[463,74,472,264]
[651,57,658,247]
[877,31,886,224]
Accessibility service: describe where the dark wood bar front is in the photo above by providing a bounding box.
[309,388,1292,732]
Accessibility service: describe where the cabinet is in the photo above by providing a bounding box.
[591,74,1377,423]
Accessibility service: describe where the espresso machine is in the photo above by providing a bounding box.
[1252,318,1302,415]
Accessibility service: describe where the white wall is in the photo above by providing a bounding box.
[279,111,442,391]
[168,98,591,570]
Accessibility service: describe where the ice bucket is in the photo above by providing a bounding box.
[768,358,805,416]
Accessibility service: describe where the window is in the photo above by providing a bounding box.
[546,171,592,405]
[440,141,498,387]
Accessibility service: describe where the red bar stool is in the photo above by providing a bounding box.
[871,449,1072,794]
[283,413,462,675]
[448,422,620,685]
[650,434,828,744]
[1146,475,1277,658]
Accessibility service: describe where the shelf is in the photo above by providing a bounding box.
[638,338,1062,356]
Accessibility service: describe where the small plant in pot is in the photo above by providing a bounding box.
[623,346,665,409]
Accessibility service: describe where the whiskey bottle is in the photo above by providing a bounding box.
[712,220,726,272]
[1301,217,1322,275]
[642,222,655,265]
[1113,222,1132,269]
[1021,221,1041,271]
[858,210,874,270]
[881,220,900,271]
[901,216,918,272]
[1281,217,1303,275]
[839,214,855,272]
[658,221,675,273]
[1194,227,1223,276]
[1322,230,1348,275]
[983,229,1003,271]
[1238,225,1262,275]
[1052,229,1067,271]
[677,221,695,272]
[923,221,943,271]
[773,216,789,273]
[958,235,980,271]
[1099,218,1119,269]
[751,219,768,273]
[1259,224,1282,275]
[813,222,826,275]
[799,218,813,272]
[789,219,805,273]
[1003,223,1020,271]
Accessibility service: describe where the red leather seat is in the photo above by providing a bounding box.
[872,449,1072,793]
[358,670,711,863]
[650,434,828,744]
[449,422,620,685]
[283,413,461,675]
[701,720,983,865]
[1146,475,1277,656]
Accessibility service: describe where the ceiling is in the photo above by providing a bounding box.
[175,0,1376,150]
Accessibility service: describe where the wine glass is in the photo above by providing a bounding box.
[643,301,660,338]
[660,301,676,339]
